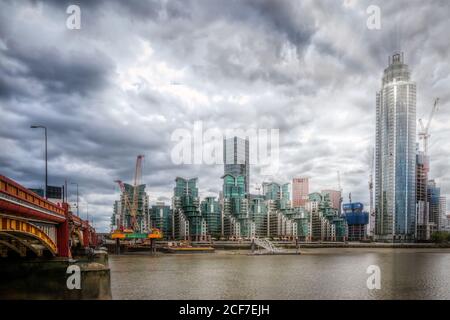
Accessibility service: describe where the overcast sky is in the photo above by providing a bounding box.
[1,0,449,232]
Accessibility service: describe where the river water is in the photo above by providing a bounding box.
[109,248,450,300]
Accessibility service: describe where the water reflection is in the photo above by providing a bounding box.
[109,248,450,300]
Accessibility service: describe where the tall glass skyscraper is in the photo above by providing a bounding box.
[375,52,417,242]
[223,136,250,196]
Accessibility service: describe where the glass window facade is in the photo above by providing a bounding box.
[223,136,250,195]
[375,53,416,242]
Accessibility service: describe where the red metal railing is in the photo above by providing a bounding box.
[0,175,66,218]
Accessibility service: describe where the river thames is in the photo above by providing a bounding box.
[109,248,450,300]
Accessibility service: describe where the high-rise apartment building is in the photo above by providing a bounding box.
[172,177,207,241]
[292,178,309,208]
[200,197,221,239]
[427,179,441,234]
[439,196,447,232]
[375,52,417,242]
[221,173,253,239]
[321,189,342,213]
[223,136,250,196]
[150,202,171,240]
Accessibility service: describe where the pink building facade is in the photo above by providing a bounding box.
[292,177,309,208]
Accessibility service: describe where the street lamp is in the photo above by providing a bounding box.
[30,125,47,199]
[71,182,79,217]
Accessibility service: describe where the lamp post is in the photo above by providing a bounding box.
[30,125,47,199]
[71,182,79,217]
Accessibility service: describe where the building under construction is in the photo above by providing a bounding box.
[343,202,369,241]
[112,183,149,233]
[416,151,431,240]
[150,202,172,240]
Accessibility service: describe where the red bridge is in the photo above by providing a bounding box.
[0,175,97,258]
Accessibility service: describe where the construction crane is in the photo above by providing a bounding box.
[112,155,162,242]
[418,98,440,155]
[114,179,134,232]
[130,155,144,232]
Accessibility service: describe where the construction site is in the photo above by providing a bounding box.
[107,96,447,253]
[110,155,162,253]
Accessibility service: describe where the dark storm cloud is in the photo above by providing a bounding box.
[0,40,113,98]
[1,0,449,231]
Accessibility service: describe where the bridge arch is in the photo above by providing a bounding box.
[0,217,57,257]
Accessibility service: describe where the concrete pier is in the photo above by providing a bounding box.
[0,251,111,300]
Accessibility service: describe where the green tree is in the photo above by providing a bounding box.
[430,231,450,243]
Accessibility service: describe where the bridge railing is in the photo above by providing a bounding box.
[0,175,65,217]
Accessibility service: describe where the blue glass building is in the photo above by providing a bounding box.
[375,53,417,242]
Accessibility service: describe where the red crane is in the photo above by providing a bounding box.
[112,155,162,241]
[130,155,144,231]
[113,155,143,232]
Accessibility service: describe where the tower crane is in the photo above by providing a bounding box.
[419,98,440,155]
[114,179,134,232]
[131,155,144,232]
[112,155,162,242]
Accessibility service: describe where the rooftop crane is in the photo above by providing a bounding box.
[419,98,440,155]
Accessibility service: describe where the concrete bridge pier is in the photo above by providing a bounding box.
[0,251,111,300]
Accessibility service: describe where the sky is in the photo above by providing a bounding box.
[1,0,449,232]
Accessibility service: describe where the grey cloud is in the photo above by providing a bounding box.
[1,0,450,231]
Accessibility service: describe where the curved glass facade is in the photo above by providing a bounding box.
[375,53,416,242]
